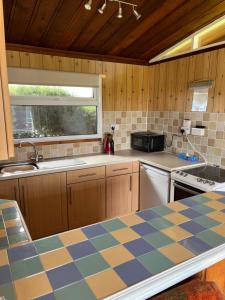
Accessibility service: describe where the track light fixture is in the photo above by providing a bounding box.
[84,0,92,10]
[84,0,141,21]
[98,0,107,14]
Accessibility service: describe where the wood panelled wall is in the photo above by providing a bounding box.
[149,48,225,113]
[6,50,150,112]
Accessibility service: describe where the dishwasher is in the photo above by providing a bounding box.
[140,163,170,210]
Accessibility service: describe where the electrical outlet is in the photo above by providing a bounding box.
[111,124,119,131]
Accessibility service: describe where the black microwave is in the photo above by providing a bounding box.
[131,132,165,152]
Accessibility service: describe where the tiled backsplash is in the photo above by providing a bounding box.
[15,111,147,161]
[148,111,225,167]
[13,110,225,167]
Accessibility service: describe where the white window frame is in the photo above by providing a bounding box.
[8,68,102,143]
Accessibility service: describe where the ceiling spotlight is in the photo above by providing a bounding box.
[98,1,107,14]
[84,0,92,10]
[133,6,141,20]
[117,2,123,19]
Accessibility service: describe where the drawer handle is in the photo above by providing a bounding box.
[129,175,132,191]
[113,168,129,172]
[78,173,96,178]
[21,186,26,217]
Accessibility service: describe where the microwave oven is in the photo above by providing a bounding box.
[131,132,165,152]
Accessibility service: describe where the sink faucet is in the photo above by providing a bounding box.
[18,141,43,163]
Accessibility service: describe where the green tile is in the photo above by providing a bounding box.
[151,206,174,216]
[75,253,109,277]
[34,236,63,254]
[54,280,96,300]
[197,230,225,247]
[90,233,119,251]
[101,219,126,232]
[0,283,16,300]
[0,220,4,230]
[144,232,174,248]
[10,256,44,280]
[3,212,20,221]
[138,250,174,275]
[8,232,28,245]
[194,216,220,229]
[192,195,211,204]
[148,217,174,230]
[192,204,215,215]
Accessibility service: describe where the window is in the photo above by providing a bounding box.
[8,68,102,142]
[191,87,209,112]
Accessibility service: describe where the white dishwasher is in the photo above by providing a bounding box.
[140,163,170,210]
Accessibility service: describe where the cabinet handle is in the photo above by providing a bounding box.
[67,186,72,205]
[129,175,132,191]
[21,186,26,217]
[113,168,128,172]
[78,173,96,178]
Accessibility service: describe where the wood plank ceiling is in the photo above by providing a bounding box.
[3,0,225,65]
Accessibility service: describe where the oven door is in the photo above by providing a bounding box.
[171,180,204,201]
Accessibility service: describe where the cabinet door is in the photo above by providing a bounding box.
[0,179,20,204]
[0,0,14,160]
[106,174,132,219]
[68,179,106,229]
[19,173,68,239]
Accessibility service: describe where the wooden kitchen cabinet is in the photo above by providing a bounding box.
[106,173,132,219]
[0,179,20,205]
[19,172,68,239]
[0,0,14,161]
[68,179,106,229]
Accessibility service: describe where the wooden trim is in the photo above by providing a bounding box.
[6,43,149,66]
[150,42,225,65]
[0,0,14,158]
[14,138,102,147]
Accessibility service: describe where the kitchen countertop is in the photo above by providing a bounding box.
[0,150,204,180]
[1,191,225,299]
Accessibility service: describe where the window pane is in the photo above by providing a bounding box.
[11,105,97,139]
[192,88,208,112]
[9,84,94,98]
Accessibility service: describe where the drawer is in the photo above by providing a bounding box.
[106,162,133,177]
[67,166,105,184]
[132,161,140,173]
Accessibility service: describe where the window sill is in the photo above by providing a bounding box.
[14,138,102,147]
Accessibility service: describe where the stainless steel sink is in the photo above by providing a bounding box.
[37,158,86,170]
[0,162,38,174]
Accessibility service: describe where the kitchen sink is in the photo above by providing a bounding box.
[36,158,86,170]
[0,162,38,174]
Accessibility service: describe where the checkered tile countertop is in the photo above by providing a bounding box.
[1,192,225,300]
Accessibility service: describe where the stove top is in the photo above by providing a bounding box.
[184,165,225,183]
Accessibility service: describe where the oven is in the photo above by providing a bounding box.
[170,179,205,202]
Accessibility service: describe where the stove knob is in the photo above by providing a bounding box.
[209,181,215,186]
[183,173,188,177]
[197,178,202,182]
[176,171,180,174]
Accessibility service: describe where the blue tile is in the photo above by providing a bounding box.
[82,224,107,238]
[218,197,225,204]
[35,294,56,300]
[115,259,151,286]
[6,226,24,236]
[0,265,12,285]
[180,236,212,255]
[131,222,157,236]
[137,210,159,221]
[67,240,96,260]
[124,238,154,257]
[180,208,202,219]
[2,207,17,214]
[7,243,37,262]
[179,221,206,234]
[0,237,8,249]
[47,263,82,290]
[180,198,199,207]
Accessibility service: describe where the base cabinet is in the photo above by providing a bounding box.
[0,179,20,205]
[19,173,68,239]
[68,179,106,229]
[106,174,132,219]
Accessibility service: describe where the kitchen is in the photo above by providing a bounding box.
[1,0,225,299]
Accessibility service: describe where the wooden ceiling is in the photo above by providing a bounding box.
[3,0,225,65]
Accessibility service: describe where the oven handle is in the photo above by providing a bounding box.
[173,182,200,196]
